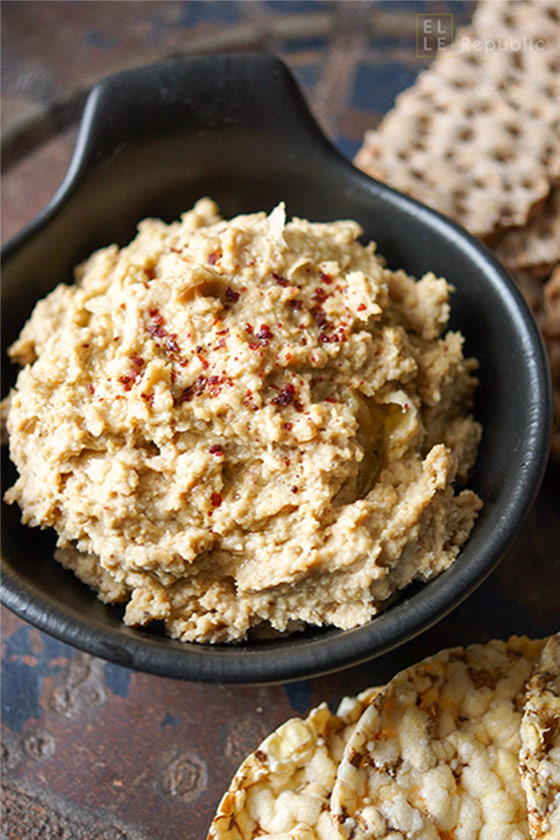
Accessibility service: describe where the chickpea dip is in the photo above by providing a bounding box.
[4,200,482,643]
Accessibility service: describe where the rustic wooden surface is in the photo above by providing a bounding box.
[2,3,558,839]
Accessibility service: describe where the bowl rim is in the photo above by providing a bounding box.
[1,53,553,684]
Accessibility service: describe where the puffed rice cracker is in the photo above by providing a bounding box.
[519,633,560,840]
[332,636,546,840]
[207,686,381,840]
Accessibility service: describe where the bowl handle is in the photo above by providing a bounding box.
[70,53,337,177]
[2,53,344,265]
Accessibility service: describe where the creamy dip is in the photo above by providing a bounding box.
[5,199,482,643]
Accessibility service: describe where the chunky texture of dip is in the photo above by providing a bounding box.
[5,200,482,643]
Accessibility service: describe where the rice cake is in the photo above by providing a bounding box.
[332,636,546,840]
[207,687,380,839]
[519,634,560,840]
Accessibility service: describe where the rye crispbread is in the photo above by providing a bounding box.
[495,189,560,278]
[355,1,560,242]
[331,636,545,840]
[540,266,560,461]
[514,264,560,463]
[519,634,560,840]
[356,0,560,461]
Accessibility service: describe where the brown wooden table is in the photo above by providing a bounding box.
[2,3,558,838]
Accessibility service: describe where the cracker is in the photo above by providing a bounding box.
[542,265,560,341]
[332,636,545,840]
[519,634,560,840]
[548,390,560,463]
[503,261,560,463]
[511,270,546,321]
[355,0,560,241]
[473,0,560,43]
[207,686,380,839]
[494,188,560,277]
[541,265,560,463]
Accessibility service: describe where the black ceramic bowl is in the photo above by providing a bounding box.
[1,54,552,684]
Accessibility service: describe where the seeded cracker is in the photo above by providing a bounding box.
[354,1,560,242]
[472,0,560,44]
[519,634,560,840]
[541,266,560,463]
[332,636,546,840]
[207,687,380,839]
[494,188,560,278]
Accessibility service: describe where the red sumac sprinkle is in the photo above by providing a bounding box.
[225,286,240,303]
[313,307,329,328]
[256,324,274,342]
[165,336,179,353]
[195,375,207,394]
[211,492,222,508]
[147,321,166,338]
[312,287,327,302]
[118,374,135,391]
[272,382,296,406]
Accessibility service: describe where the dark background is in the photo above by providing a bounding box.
[2,3,558,839]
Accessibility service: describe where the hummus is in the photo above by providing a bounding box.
[4,199,482,643]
